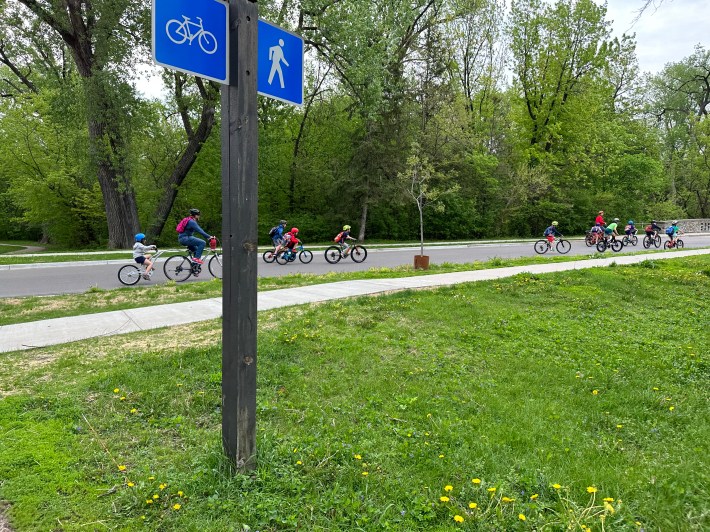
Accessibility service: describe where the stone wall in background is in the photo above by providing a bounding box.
[659,219,710,233]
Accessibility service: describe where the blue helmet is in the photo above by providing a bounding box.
[628,220,634,225]
[135,233,146,242]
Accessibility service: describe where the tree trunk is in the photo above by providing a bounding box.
[147,82,217,240]
[358,194,369,241]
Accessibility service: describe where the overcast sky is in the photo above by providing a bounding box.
[603,0,707,73]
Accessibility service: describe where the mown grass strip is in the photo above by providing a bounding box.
[0,256,707,530]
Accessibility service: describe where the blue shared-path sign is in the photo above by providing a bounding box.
[152,0,229,84]
[257,20,304,106]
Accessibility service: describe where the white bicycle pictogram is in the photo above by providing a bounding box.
[165,15,218,55]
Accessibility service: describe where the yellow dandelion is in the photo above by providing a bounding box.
[439,454,444,458]
[502,496,514,502]
[603,497,614,502]
[604,501,615,513]
[127,482,135,488]
[296,460,302,465]
[592,390,599,395]
[145,500,153,505]
[148,476,155,480]
[440,496,450,502]
[468,502,477,509]
[113,388,119,393]
[172,503,181,510]
[652,387,659,391]
[453,515,464,523]
[518,514,526,521]
[669,406,675,411]
[118,465,126,472]
[130,408,138,414]
[177,491,184,497]
[587,486,597,493]
[530,493,539,500]
[472,478,481,484]
[362,471,369,476]
[120,396,126,401]
[354,454,362,460]
[617,424,623,428]
[152,494,159,499]
[635,521,642,526]
[487,487,496,493]
[444,485,453,492]
[159,483,166,490]
[552,483,561,489]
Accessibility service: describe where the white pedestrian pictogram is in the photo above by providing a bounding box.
[268,39,289,88]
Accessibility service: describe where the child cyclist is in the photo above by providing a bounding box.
[665,220,681,244]
[625,220,637,236]
[335,225,357,256]
[645,219,662,238]
[276,227,300,257]
[605,217,620,242]
[133,233,157,279]
[269,220,288,250]
[543,221,562,244]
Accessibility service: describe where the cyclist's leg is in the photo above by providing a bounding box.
[184,236,206,259]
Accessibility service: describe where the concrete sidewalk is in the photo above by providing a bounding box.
[1,249,708,353]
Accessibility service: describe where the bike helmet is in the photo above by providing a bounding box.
[613,218,619,222]
[672,220,678,224]
[135,233,146,242]
[628,220,634,224]
[343,225,351,231]
[279,219,287,225]
[189,208,201,216]
[552,221,559,226]
[598,210,604,214]
[290,227,299,234]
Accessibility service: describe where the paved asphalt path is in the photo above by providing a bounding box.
[1,236,709,298]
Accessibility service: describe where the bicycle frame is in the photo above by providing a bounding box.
[175,16,205,42]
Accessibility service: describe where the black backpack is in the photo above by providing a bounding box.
[268,226,279,237]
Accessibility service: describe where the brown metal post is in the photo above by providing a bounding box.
[221,0,258,469]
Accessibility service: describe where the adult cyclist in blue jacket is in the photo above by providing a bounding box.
[178,208,214,264]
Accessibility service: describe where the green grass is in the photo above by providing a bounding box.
[0,256,708,530]
[0,245,24,254]
[0,252,676,327]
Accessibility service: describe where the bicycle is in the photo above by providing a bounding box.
[275,243,313,265]
[663,236,684,250]
[534,236,571,255]
[165,16,218,54]
[596,235,623,252]
[642,232,661,249]
[164,238,222,282]
[585,231,603,247]
[118,249,167,286]
[621,232,638,247]
[324,241,368,264]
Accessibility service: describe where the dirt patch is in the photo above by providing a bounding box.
[0,502,14,532]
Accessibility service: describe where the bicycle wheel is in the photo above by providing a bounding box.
[350,245,367,263]
[622,236,629,246]
[324,246,342,264]
[275,251,290,265]
[299,250,313,264]
[654,235,661,248]
[556,239,571,254]
[663,241,672,250]
[534,240,549,254]
[165,20,187,44]
[208,253,223,279]
[118,265,141,286]
[596,240,607,252]
[643,235,651,249]
[198,31,217,54]
[611,240,623,252]
[630,235,638,246]
[676,239,684,248]
[163,255,192,282]
[262,250,277,263]
[585,233,594,247]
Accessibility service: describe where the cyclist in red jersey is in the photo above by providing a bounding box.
[595,211,606,226]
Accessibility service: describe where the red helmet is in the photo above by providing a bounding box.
[290,227,299,234]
